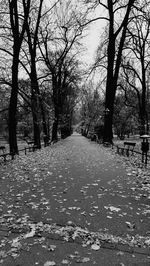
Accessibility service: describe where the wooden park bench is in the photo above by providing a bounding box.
[0,152,15,162]
[25,139,35,151]
[0,146,6,153]
[117,141,136,157]
[24,137,42,152]
[0,145,16,163]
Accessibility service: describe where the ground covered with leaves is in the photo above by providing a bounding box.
[0,133,150,265]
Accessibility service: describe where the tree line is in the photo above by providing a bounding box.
[0,0,87,154]
[0,0,150,154]
[79,0,150,142]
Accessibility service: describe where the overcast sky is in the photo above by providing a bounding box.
[82,25,100,66]
[81,7,106,67]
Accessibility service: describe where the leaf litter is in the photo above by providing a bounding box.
[1,220,150,262]
[0,137,150,263]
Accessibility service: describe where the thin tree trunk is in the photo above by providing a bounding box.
[51,108,59,141]
[103,0,135,144]
[8,55,19,154]
[31,65,41,148]
[40,98,48,137]
[140,58,147,135]
[103,34,115,143]
[8,1,30,154]
[31,99,41,148]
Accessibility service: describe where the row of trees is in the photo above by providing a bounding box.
[0,0,88,154]
[1,0,150,153]
[78,86,140,140]
[79,0,150,142]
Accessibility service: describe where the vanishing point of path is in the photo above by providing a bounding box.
[0,132,150,265]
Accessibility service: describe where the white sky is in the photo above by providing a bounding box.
[81,5,107,67]
[82,24,102,66]
[45,0,106,67]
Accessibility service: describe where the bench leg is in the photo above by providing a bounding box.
[4,155,6,162]
[29,146,32,152]
[117,146,119,154]
[121,148,124,155]
[131,150,134,155]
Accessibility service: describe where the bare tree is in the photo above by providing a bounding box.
[24,0,45,148]
[121,4,150,134]
[103,0,136,143]
[0,0,30,154]
[39,0,86,141]
[83,0,136,143]
[22,0,62,146]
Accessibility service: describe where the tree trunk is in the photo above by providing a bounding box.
[31,65,41,148]
[51,108,59,141]
[8,0,31,154]
[140,57,147,135]
[139,108,147,135]
[103,32,115,143]
[103,116,113,142]
[8,55,19,155]
[31,99,41,148]
[103,0,135,144]
[40,98,48,137]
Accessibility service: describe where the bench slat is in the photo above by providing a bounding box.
[117,142,136,157]
[124,142,136,146]
[0,146,6,153]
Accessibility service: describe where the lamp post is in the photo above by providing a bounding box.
[104,108,111,144]
[143,122,149,135]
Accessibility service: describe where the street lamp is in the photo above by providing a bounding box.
[143,122,149,135]
[103,108,112,145]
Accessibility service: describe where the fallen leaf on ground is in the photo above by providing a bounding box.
[91,244,100,250]
[61,259,70,264]
[44,262,56,266]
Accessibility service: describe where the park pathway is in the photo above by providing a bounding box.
[0,132,150,265]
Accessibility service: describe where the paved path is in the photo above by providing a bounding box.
[0,133,150,265]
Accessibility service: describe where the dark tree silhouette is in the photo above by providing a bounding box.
[7,0,30,154]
